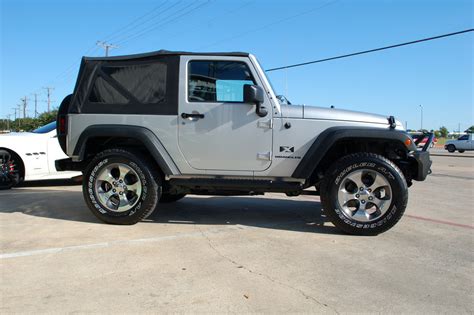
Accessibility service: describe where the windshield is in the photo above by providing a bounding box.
[32,121,56,134]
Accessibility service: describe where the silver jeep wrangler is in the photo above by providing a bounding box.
[56,50,432,235]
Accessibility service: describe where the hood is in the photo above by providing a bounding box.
[0,132,44,145]
[280,104,395,126]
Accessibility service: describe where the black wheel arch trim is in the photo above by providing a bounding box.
[292,127,418,179]
[72,125,180,175]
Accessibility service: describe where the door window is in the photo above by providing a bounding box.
[188,61,255,103]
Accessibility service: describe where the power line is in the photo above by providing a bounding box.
[131,1,254,53]
[101,0,172,43]
[195,0,339,51]
[266,29,474,72]
[104,1,182,44]
[116,1,212,46]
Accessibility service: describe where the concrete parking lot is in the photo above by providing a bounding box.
[1,155,473,313]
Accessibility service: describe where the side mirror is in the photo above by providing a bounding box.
[244,84,267,117]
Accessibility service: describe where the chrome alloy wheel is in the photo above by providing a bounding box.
[337,169,392,223]
[94,163,142,212]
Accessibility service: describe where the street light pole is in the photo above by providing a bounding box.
[419,104,423,130]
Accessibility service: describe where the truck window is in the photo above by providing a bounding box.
[458,135,469,140]
[188,61,254,103]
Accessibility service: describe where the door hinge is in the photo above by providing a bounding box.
[258,119,273,129]
[257,151,272,161]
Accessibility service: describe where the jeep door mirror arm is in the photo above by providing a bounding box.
[243,84,267,117]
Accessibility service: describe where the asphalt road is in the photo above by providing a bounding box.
[1,155,473,313]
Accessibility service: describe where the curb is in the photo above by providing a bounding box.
[430,153,474,158]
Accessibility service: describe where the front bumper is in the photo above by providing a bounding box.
[408,132,434,181]
[409,150,432,181]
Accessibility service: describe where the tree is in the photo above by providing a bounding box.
[439,126,449,138]
[434,130,441,138]
[8,110,58,132]
[465,125,474,133]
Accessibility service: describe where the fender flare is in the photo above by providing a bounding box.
[73,125,180,176]
[292,127,416,179]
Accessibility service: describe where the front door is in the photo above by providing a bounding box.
[178,57,273,172]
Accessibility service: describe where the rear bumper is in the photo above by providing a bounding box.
[55,158,85,172]
[409,151,432,181]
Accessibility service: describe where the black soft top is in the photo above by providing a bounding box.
[69,50,250,115]
[82,49,250,62]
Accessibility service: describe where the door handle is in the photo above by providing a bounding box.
[181,112,205,119]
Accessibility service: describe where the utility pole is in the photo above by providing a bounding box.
[96,41,118,56]
[5,115,11,130]
[43,87,54,112]
[16,103,22,128]
[32,93,39,118]
[419,104,423,131]
[11,108,17,120]
[20,96,29,118]
[11,108,18,130]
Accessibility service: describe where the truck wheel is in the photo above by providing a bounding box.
[447,144,455,153]
[458,150,465,153]
[83,148,161,225]
[160,193,186,203]
[320,152,408,236]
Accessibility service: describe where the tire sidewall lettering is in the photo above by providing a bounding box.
[87,157,147,217]
[329,157,405,232]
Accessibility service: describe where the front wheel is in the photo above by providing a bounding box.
[320,153,408,236]
[447,144,455,153]
[0,150,21,190]
[83,149,161,224]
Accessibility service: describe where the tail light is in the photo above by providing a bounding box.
[58,115,67,135]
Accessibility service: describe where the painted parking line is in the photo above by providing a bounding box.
[405,214,473,229]
[0,227,234,259]
[0,219,304,260]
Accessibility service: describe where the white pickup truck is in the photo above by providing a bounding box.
[445,134,473,153]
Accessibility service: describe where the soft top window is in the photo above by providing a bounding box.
[188,61,255,103]
[70,55,179,115]
[89,62,167,105]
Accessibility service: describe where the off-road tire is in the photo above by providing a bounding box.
[320,152,408,236]
[160,193,186,203]
[447,144,456,153]
[83,148,161,224]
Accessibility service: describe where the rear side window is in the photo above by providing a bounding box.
[89,76,128,104]
[188,61,254,103]
[88,62,167,105]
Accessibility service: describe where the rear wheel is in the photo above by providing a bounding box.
[458,150,465,153]
[321,153,408,236]
[447,144,455,153]
[0,150,21,190]
[83,148,161,224]
[160,193,186,203]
